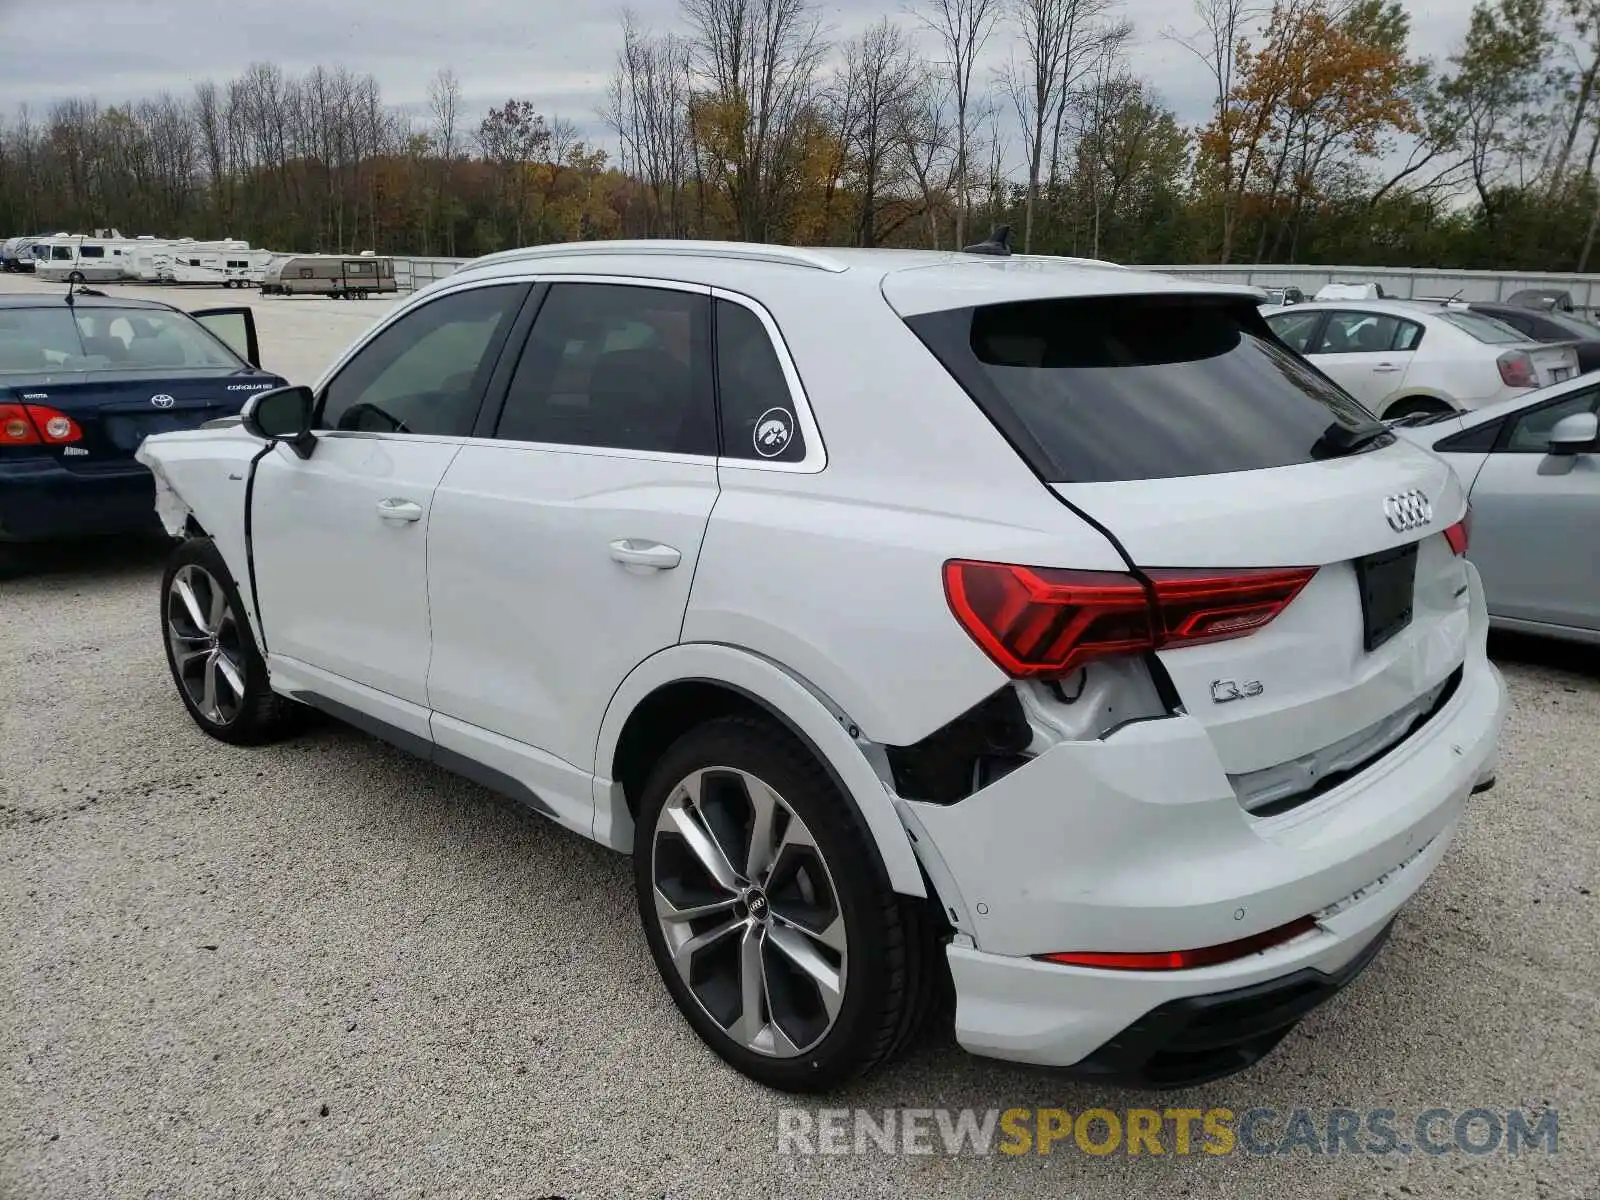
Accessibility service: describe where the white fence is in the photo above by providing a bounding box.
[384,253,1600,311]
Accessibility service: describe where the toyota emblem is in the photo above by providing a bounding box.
[150,394,176,409]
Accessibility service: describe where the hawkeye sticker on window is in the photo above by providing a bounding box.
[754,407,795,458]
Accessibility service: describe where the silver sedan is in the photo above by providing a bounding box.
[1395,374,1600,643]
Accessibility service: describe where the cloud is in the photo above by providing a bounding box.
[0,0,1471,146]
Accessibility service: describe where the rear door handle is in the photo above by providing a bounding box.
[609,539,681,570]
[376,498,423,522]
[1373,363,1402,373]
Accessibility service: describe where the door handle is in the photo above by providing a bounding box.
[609,538,681,570]
[1373,363,1402,373]
[376,498,423,522]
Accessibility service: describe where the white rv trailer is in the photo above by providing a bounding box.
[128,238,274,287]
[31,231,165,282]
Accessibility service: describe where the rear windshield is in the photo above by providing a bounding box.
[905,295,1388,483]
[1438,311,1524,344]
[0,306,243,373]
[1541,311,1600,339]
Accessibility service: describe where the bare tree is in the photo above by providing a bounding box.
[914,0,1000,244]
[895,71,962,246]
[603,11,697,236]
[428,67,463,252]
[835,19,922,244]
[682,0,828,241]
[1165,0,1256,259]
[1004,0,1131,250]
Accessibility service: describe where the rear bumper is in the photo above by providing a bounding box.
[907,563,1508,1075]
[0,459,158,542]
[1064,918,1394,1088]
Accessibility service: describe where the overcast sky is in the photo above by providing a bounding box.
[0,0,1473,148]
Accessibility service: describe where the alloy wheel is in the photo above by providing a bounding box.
[166,564,247,726]
[651,767,848,1058]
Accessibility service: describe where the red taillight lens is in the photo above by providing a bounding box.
[942,562,1152,680]
[943,560,1317,679]
[0,402,42,444]
[1145,567,1318,645]
[26,405,82,444]
[1444,509,1470,556]
[1037,915,1318,972]
[1497,350,1537,389]
[0,403,82,445]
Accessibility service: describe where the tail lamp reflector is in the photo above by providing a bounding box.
[1038,915,1319,971]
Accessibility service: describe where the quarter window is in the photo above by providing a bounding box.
[494,283,715,455]
[1266,310,1321,353]
[715,299,806,462]
[318,284,525,436]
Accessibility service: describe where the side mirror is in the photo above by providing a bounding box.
[1547,411,1599,456]
[241,385,317,459]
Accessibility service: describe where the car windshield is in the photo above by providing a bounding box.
[1437,311,1526,344]
[906,295,1390,483]
[0,305,243,374]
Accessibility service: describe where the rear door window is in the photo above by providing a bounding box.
[905,295,1387,484]
[492,282,715,455]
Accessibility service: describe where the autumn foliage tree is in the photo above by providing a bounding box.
[1196,0,1421,261]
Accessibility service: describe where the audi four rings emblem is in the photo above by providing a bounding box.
[150,394,176,409]
[1383,489,1432,533]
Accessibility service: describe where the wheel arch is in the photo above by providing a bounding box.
[1378,390,1457,419]
[595,643,927,898]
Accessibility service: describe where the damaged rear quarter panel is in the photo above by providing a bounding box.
[136,428,269,643]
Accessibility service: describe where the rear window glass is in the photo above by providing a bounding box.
[905,296,1388,483]
[1437,311,1524,344]
[0,306,243,373]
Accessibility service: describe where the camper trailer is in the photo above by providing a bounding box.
[259,252,397,298]
[129,239,275,287]
[31,231,163,282]
[1,236,42,272]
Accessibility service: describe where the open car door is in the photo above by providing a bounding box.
[191,306,261,368]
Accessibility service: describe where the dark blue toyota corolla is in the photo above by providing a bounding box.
[0,292,287,566]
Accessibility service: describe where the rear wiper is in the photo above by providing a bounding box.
[1311,423,1393,459]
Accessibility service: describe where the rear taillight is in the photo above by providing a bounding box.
[1497,350,1537,389]
[1444,509,1470,556]
[0,403,82,445]
[0,403,41,444]
[943,560,1317,680]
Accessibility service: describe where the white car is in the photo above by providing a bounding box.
[1265,299,1581,421]
[1394,374,1600,642]
[136,241,1507,1092]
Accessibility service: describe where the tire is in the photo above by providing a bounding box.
[160,537,302,745]
[1385,396,1453,421]
[0,543,26,581]
[68,271,85,284]
[634,714,940,1092]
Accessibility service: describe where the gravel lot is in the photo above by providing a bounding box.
[2,276,1597,1199]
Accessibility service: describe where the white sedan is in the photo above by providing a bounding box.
[1394,373,1600,642]
[1265,299,1580,421]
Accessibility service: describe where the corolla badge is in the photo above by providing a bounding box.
[753,407,794,457]
[150,393,176,409]
[1211,678,1265,704]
